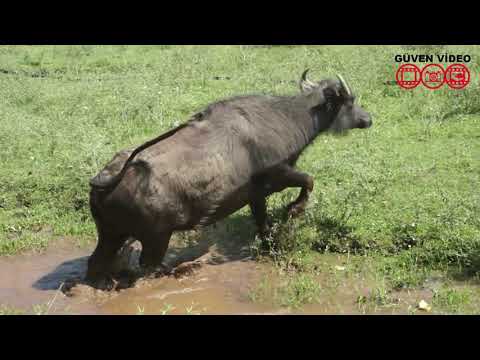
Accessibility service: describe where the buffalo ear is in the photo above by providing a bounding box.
[304,81,345,111]
[322,85,346,110]
[323,85,341,100]
[304,89,326,110]
[300,80,317,93]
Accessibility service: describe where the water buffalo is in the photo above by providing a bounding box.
[86,70,372,289]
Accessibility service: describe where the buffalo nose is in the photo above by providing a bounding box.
[359,116,372,129]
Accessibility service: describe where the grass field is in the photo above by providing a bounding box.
[1,45,479,314]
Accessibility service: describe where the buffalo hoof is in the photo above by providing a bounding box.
[153,264,172,277]
[287,203,306,218]
[256,218,273,238]
[172,261,203,278]
[258,228,272,240]
[142,263,172,278]
[87,276,116,291]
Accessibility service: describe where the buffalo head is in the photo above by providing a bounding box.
[299,69,372,132]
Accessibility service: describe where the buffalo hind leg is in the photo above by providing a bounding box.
[86,228,127,290]
[139,230,173,276]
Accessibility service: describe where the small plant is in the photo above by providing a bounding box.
[185,302,205,315]
[0,305,25,315]
[355,285,399,313]
[32,304,49,315]
[407,305,417,315]
[278,274,322,309]
[136,305,145,315]
[370,286,396,307]
[391,222,421,251]
[248,275,276,304]
[356,295,368,313]
[159,303,175,315]
[432,287,472,314]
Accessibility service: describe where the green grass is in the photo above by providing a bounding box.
[0,303,52,315]
[0,305,25,315]
[249,271,323,309]
[356,287,398,313]
[1,45,480,311]
[277,273,322,308]
[432,286,475,314]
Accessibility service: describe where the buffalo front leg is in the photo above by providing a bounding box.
[285,169,314,218]
[271,165,314,218]
[139,230,173,275]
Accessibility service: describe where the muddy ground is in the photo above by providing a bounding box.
[1,233,463,315]
[0,235,287,315]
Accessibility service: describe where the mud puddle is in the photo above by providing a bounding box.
[1,236,473,315]
[99,260,287,315]
[0,236,289,314]
[0,238,98,314]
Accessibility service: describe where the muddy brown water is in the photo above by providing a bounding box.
[0,237,289,315]
[0,239,98,314]
[0,236,445,315]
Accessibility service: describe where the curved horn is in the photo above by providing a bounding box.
[301,69,310,81]
[300,69,316,91]
[336,74,352,96]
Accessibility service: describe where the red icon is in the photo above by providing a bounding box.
[421,64,445,90]
[395,63,471,90]
[395,63,421,89]
[445,63,471,89]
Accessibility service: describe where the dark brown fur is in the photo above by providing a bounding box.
[86,72,372,289]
